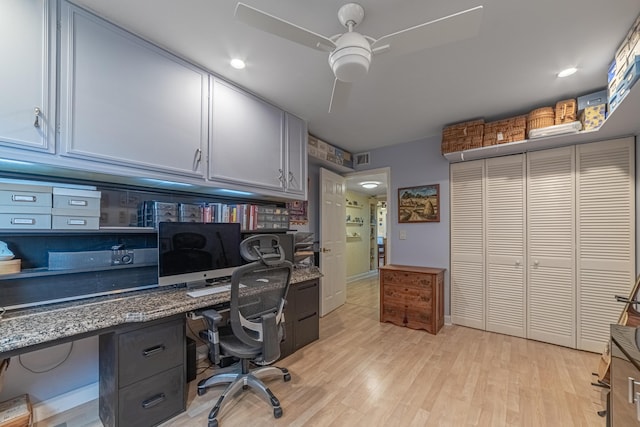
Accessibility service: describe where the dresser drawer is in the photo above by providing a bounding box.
[118,320,184,387]
[0,188,52,208]
[52,187,101,216]
[294,280,319,318]
[382,283,432,307]
[382,270,434,288]
[118,365,185,427]
[381,303,434,332]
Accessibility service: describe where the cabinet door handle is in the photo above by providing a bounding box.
[34,107,41,128]
[141,393,166,409]
[278,169,285,185]
[142,344,166,357]
[628,377,640,403]
[288,171,294,183]
[193,148,202,170]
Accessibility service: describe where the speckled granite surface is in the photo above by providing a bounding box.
[0,267,322,356]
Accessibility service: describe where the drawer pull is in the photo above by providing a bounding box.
[298,312,317,322]
[12,194,36,202]
[141,393,166,409]
[67,219,87,226]
[298,282,317,291]
[142,344,166,357]
[68,199,88,206]
[628,377,640,403]
[11,217,35,225]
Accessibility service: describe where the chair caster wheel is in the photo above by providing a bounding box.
[283,373,291,382]
[208,419,218,427]
[274,407,283,418]
[197,388,207,396]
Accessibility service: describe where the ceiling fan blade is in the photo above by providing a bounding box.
[371,5,483,55]
[235,3,336,52]
[329,79,352,113]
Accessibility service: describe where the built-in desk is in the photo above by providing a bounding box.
[0,268,322,426]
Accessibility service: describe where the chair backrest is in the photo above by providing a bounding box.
[229,236,293,364]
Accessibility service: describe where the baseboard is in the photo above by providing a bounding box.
[32,381,98,423]
[445,315,452,325]
[347,270,378,283]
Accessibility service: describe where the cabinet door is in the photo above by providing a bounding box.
[485,154,526,338]
[210,78,285,192]
[450,160,485,330]
[0,0,54,152]
[59,2,208,178]
[527,147,575,347]
[284,113,307,197]
[576,138,635,352]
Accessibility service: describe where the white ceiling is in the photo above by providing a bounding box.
[71,0,639,155]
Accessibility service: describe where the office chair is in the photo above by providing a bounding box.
[197,235,293,427]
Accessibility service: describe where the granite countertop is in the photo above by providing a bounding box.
[0,267,322,356]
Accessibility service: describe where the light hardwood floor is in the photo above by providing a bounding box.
[40,275,607,427]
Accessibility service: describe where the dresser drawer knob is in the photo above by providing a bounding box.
[142,344,166,357]
[141,393,166,409]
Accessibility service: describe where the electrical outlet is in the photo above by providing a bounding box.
[399,230,407,240]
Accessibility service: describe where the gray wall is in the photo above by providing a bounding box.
[364,136,451,314]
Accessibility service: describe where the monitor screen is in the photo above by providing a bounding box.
[158,222,243,286]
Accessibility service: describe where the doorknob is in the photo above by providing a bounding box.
[321,247,331,253]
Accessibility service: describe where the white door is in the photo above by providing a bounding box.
[576,137,635,352]
[319,167,347,316]
[485,154,526,338]
[527,147,575,347]
[450,160,485,329]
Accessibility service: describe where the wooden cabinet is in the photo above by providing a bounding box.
[209,78,307,200]
[280,278,320,359]
[379,265,445,334]
[610,325,640,426]
[99,316,186,427]
[59,1,208,178]
[0,0,55,153]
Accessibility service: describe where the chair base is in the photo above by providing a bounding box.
[197,359,291,427]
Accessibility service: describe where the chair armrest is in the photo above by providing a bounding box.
[201,309,224,364]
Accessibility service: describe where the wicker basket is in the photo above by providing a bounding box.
[555,98,577,124]
[527,107,555,137]
[483,115,527,146]
[441,119,484,154]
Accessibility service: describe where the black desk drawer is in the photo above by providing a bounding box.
[118,320,184,387]
[294,279,319,318]
[118,365,185,427]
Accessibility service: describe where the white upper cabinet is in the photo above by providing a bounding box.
[58,1,208,178]
[0,0,55,153]
[209,78,307,200]
[284,113,307,198]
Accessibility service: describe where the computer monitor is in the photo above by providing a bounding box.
[158,222,243,286]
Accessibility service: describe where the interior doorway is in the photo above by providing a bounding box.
[344,167,390,283]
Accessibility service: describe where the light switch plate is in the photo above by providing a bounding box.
[399,230,407,240]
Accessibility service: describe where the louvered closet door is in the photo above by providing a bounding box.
[485,155,526,337]
[576,137,635,352]
[450,160,485,329]
[527,147,575,347]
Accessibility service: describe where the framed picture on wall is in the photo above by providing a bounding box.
[398,184,440,223]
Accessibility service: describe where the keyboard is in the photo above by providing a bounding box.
[187,284,230,298]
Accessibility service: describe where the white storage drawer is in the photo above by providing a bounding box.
[52,188,101,216]
[0,213,52,229]
[52,215,100,230]
[0,188,52,210]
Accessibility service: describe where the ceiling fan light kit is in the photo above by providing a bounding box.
[235,2,483,112]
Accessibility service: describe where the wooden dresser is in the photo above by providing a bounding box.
[379,265,445,334]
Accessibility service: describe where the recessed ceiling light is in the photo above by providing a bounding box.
[230,58,246,69]
[360,181,380,189]
[557,67,577,78]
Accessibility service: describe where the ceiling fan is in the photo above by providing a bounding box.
[235,2,484,113]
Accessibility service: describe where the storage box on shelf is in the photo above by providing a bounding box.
[482,115,526,146]
[291,232,314,267]
[527,107,555,137]
[580,104,607,130]
[441,119,484,154]
[554,99,577,124]
[308,134,353,169]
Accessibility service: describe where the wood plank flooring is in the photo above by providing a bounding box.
[39,275,606,427]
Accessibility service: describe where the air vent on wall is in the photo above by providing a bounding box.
[355,152,370,166]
